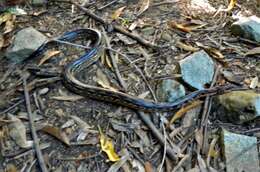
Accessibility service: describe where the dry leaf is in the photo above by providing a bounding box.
[99,126,120,162]
[245,47,260,56]
[176,41,200,52]
[168,21,191,32]
[38,50,61,66]
[195,129,203,150]
[225,0,237,12]
[41,125,70,146]
[96,69,117,91]
[4,18,15,34]
[169,101,202,124]
[51,95,84,101]
[137,0,150,16]
[7,114,33,148]
[111,6,126,20]
[0,13,13,25]
[250,76,258,89]
[0,35,4,50]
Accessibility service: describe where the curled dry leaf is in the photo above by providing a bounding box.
[137,0,150,16]
[99,126,120,162]
[7,114,33,149]
[111,6,126,20]
[41,125,70,146]
[38,50,61,66]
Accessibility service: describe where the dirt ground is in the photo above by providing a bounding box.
[0,0,260,171]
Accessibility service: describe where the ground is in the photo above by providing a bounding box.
[0,0,260,172]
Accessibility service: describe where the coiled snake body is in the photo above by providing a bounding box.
[34,28,229,112]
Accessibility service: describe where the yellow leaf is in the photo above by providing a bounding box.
[99,126,120,162]
[111,6,126,20]
[137,0,150,16]
[226,0,237,12]
[38,50,61,66]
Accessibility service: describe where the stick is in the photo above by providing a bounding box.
[136,111,178,161]
[23,76,48,172]
[71,1,160,49]
[101,28,127,91]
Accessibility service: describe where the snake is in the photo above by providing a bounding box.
[33,28,232,112]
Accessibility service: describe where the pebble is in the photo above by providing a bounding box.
[231,15,260,43]
[221,129,259,172]
[5,27,47,63]
[156,79,185,103]
[179,50,214,90]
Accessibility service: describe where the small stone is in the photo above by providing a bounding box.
[38,88,49,95]
[6,27,47,63]
[156,79,185,103]
[161,32,172,42]
[141,27,155,36]
[217,90,260,123]
[179,50,214,90]
[221,129,259,172]
[231,16,260,43]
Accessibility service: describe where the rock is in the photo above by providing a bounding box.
[217,90,260,123]
[179,50,214,90]
[156,79,185,103]
[231,16,260,43]
[5,27,47,63]
[221,129,259,172]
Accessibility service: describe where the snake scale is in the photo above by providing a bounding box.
[33,28,232,112]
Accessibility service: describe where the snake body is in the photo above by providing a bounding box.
[34,28,228,112]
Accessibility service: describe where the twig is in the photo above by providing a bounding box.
[158,121,167,172]
[97,0,119,10]
[23,76,48,172]
[200,66,221,155]
[71,1,160,49]
[101,27,127,91]
[136,111,178,161]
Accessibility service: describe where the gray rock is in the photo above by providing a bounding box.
[221,129,259,172]
[217,90,260,123]
[156,79,185,103]
[179,50,214,90]
[6,27,47,63]
[231,16,260,42]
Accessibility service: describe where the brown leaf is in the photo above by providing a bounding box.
[176,41,200,52]
[137,0,150,16]
[245,47,260,56]
[168,21,191,33]
[111,6,126,20]
[41,125,70,146]
[195,129,203,150]
[38,50,61,66]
